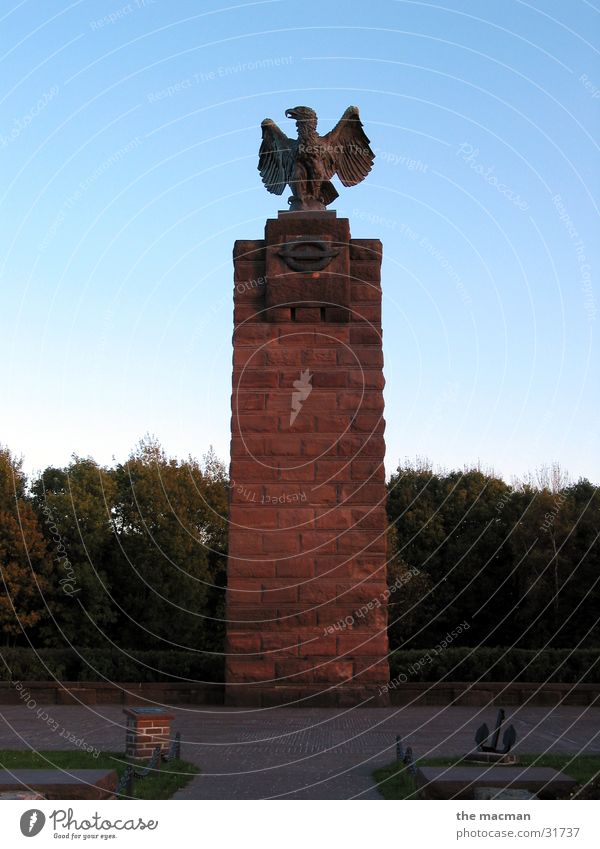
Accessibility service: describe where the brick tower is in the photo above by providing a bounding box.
[225,210,390,706]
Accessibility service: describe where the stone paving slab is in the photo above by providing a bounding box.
[416,766,576,800]
[1,703,598,799]
[0,769,117,800]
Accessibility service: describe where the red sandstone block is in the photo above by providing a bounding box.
[263,436,303,456]
[353,660,390,682]
[227,577,262,597]
[231,459,279,481]
[311,372,347,388]
[301,435,337,458]
[264,391,303,411]
[276,561,314,578]
[314,507,354,530]
[309,326,350,345]
[234,392,266,412]
[233,259,265,280]
[350,240,382,261]
[325,307,350,322]
[348,370,385,389]
[282,414,314,432]
[301,531,338,554]
[262,532,300,555]
[299,583,337,604]
[352,305,381,324]
[298,635,338,657]
[231,506,278,529]
[228,532,264,556]
[229,484,262,504]
[231,435,263,458]
[233,324,273,344]
[337,634,389,656]
[295,307,321,322]
[278,609,318,628]
[228,560,276,578]
[314,459,351,483]
[237,371,279,389]
[337,530,387,554]
[315,414,348,433]
[265,348,302,366]
[350,261,382,283]
[352,413,385,434]
[337,349,383,369]
[279,465,315,482]
[262,585,298,604]
[227,633,262,652]
[314,558,359,579]
[350,326,382,345]
[261,634,298,655]
[336,581,387,603]
[336,391,383,413]
[227,659,275,682]
[307,484,338,505]
[276,328,315,344]
[337,435,385,458]
[302,349,337,366]
[274,659,314,683]
[350,507,388,530]
[267,307,292,321]
[234,304,262,323]
[234,413,279,433]
[233,239,266,260]
[277,508,314,529]
[350,282,381,302]
[233,347,264,367]
[313,660,353,683]
[351,459,385,480]
[339,482,386,505]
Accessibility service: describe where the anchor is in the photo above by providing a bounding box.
[475,709,517,755]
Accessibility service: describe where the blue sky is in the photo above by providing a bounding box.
[1,0,598,483]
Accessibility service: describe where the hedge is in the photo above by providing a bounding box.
[0,648,223,683]
[389,647,600,683]
[1,647,598,684]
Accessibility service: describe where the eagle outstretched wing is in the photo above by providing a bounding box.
[320,105,375,187]
[258,118,295,195]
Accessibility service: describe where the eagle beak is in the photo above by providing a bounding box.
[285,109,295,119]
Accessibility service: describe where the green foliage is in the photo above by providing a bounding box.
[387,461,600,651]
[0,750,199,800]
[0,647,223,681]
[388,647,600,683]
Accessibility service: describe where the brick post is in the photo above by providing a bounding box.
[123,708,174,759]
[226,210,390,707]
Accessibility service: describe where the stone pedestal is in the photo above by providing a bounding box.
[226,211,390,707]
[123,707,174,759]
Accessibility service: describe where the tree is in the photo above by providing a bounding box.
[31,458,118,648]
[111,437,228,653]
[0,447,54,644]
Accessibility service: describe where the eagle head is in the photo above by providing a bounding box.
[285,106,317,130]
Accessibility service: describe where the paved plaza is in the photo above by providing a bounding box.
[1,702,598,799]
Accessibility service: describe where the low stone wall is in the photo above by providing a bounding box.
[0,681,223,706]
[388,682,600,707]
[0,680,597,706]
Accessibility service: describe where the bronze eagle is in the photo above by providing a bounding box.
[258,105,375,211]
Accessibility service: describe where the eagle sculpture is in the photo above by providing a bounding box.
[258,105,375,211]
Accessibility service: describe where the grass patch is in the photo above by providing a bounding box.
[374,754,600,800]
[0,749,199,800]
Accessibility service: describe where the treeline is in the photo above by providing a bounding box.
[0,439,228,657]
[0,444,598,681]
[386,460,600,653]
